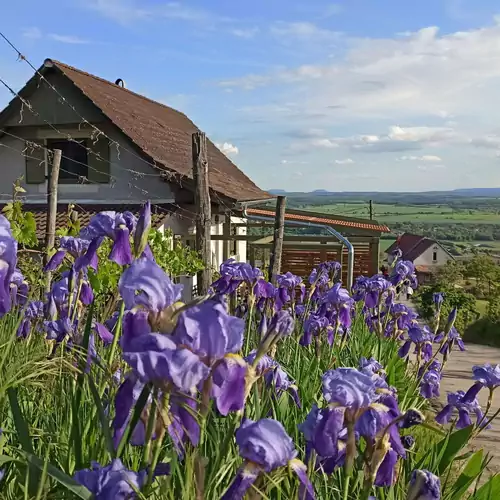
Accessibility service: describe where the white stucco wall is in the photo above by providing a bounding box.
[0,129,174,204]
[413,243,451,267]
[158,213,249,302]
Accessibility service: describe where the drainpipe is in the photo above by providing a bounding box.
[243,209,355,290]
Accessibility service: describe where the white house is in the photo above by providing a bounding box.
[0,58,271,300]
[385,233,454,283]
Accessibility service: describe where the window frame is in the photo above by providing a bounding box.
[45,138,89,185]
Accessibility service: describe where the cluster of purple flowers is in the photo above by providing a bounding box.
[2,201,464,499]
[299,360,425,489]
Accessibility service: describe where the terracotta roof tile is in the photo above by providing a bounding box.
[247,208,390,233]
[41,59,272,203]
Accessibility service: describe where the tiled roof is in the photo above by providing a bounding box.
[386,232,436,261]
[10,59,273,203]
[5,203,169,240]
[386,233,424,255]
[247,208,390,233]
[405,238,435,261]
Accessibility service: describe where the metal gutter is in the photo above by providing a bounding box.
[243,208,355,290]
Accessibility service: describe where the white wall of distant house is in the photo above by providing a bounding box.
[413,243,451,267]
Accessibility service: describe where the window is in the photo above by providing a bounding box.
[46,139,88,184]
[432,250,438,262]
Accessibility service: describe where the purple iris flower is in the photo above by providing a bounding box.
[299,404,346,468]
[74,458,169,499]
[398,325,434,361]
[363,276,390,309]
[44,317,73,343]
[276,271,304,307]
[323,283,354,329]
[359,357,384,376]
[433,292,445,308]
[300,314,329,346]
[245,351,301,407]
[322,368,377,410]
[463,364,500,402]
[436,390,486,429]
[17,300,44,339]
[82,211,136,266]
[222,418,315,500]
[211,259,262,295]
[437,327,465,356]
[390,260,417,289]
[402,435,415,449]
[173,298,247,414]
[407,469,441,500]
[93,322,114,345]
[118,257,183,315]
[390,303,418,330]
[122,330,210,392]
[134,201,151,258]
[45,236,97,272]
[0,216,17,316]
[74,459,147,499]
[254,279,275,299]
[10,268,28,306]
[173,298,244,364]
[420,369,441,399]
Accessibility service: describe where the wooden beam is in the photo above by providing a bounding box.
[369,237,381,275]
[45,148,62,294]
[209,234,377,243]
[192,132,211,295]
[222,213,231,262]
[268,196,286,285]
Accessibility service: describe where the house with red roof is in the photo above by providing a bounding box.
[385,233,454,283]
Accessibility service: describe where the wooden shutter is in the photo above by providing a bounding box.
[87,137,110,183]
[25,140,46,184]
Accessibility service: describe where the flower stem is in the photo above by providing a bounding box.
[244,298,255,356]
[141,388,159,470]
[107,301,125,365]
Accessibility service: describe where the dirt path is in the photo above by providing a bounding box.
[438,343,500,473]
[399,299,500,472]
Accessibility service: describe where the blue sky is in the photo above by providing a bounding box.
[2,0,500,192]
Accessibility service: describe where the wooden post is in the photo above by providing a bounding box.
[369,200,373,220]
[268,195,286,285]
[192,132,211,296]
[370,237,380,275]
[44,148,62,294]
[222,212,231,262]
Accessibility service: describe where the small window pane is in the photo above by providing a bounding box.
[46,139,88,184]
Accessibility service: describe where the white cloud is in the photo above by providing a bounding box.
[22,28,89,44]
[398,155,443,162]
[334,158,354,164]
[48,34,90,44]
[218,21,500,125]
[22,27,42,39]
[270,22,341,43]
[216,142,239,156]
[88,0,227,25]
[417,164,446,171]
[230,27,259,39]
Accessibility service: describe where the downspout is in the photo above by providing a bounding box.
[243,209,355,290]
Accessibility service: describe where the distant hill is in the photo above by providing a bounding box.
[268,188,500,198]
[265,187,500,207]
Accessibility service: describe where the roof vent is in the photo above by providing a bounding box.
[115,78,126,88]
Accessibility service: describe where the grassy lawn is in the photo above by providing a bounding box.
[305,203,500,225]
[476,299,489,317]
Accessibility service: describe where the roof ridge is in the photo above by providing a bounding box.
[48,59,195,125]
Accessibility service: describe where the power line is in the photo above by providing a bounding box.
[0,31,231,189]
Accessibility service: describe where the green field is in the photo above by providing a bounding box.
[306,203,500,224]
